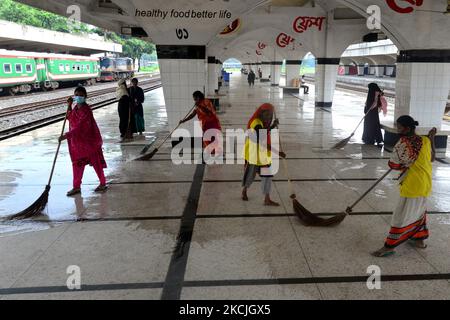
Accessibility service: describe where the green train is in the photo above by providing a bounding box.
[0,49,100,95]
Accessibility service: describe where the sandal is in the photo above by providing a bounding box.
[94,185,108,193]
[371,249,395,258]
[66,188,81,197]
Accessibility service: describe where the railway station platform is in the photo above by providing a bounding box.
[0,19,122,55]
[1,73,450,300]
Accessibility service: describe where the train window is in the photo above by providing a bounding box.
[4,63,12,73]
[26,64,32,72]
[77,65,81,71]
[72,64,76,71]
[59,64,64,72]
[15,64,22,73]
[65,64,70,72]
[86,65,90,71]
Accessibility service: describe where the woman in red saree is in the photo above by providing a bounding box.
[59,86,107,196]
[179,91,222,152]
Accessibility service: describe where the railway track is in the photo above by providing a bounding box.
[0,78,161,141]
[0,78,160,118]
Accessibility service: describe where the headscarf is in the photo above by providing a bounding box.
[247,103,275,129]
[365,83,382,112]
[116,79,129,99]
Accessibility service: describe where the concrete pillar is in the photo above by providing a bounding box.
[386,65,396,77]
[207,56,217,95]
[270,61,282,86]
[284,60,302,87]
[260,62,271,81]
[314,58,340,108]
[157,45,206,133]
[215,59,221,91]
[384,50,450,153]
[394,50,450,128]
[357,64,365,76]
[344,65,350,75]
[375,65,385,77]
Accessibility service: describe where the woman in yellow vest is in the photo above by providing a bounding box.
[373,116,436,257]
[241,103,286,206]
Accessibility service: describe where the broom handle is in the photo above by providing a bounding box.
[47,104,71,186]
[273,111,295,197]
[154,104,196,150]
[347,168,393,212]
[350,104,378,136]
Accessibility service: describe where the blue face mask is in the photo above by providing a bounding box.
[73,96,86,104]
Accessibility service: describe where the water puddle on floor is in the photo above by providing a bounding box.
[0,220,63,237]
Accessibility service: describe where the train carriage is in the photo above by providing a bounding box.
[0,50,39,95]
[45,55,100,89]
[0,49,100,95]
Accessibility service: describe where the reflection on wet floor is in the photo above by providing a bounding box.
[1,74,450,300]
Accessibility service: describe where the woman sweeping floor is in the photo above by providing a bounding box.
[179,91,222,155]
[59,86,108,196]
[362,83,385,146]
[372,116,436,257]
[241,103,286,206]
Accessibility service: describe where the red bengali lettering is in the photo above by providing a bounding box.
[385,0,423,14]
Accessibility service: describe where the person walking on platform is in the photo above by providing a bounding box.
[116,79,136,141]
[129,78,145,135]
[179,91,222,152]
[372,116,436,257]
[362,83,384,146]
[241,103,286,206]
[300,75,309,94]
[248,70,256,87]
[59,86,107,196]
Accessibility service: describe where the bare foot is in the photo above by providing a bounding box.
[264,199,280,207]
[412,240,427,249]
[371,247,395,257]
[241,189,248,201]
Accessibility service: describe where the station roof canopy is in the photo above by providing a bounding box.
[14,0,450,58]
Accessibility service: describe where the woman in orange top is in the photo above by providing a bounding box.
[179,91,222,150]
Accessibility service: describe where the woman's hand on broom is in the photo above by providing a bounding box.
[279,151,287,159]
[67,96,73,109]
[58,134,67,142]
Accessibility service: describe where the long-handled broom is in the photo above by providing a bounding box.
[277,129,346,227]
[331,104,379,150]
[137,104,196,160]
[345,168,393,214]
[3,103,71,221]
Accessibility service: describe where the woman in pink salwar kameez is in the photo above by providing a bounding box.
[59,86,107,196]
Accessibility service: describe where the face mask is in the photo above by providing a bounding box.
[73,96,86,104]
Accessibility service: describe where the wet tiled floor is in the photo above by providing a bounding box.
[1,74,450,300]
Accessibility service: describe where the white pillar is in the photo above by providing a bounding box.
[357,64,365,76]
[375,65,385,77]
[270,61,282,86]
[314,58,340,108]
[284,60,301,87]
[394,50,450,128]
[207,56,217,95]
[261,62,271,80]
[157,45,206,134]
